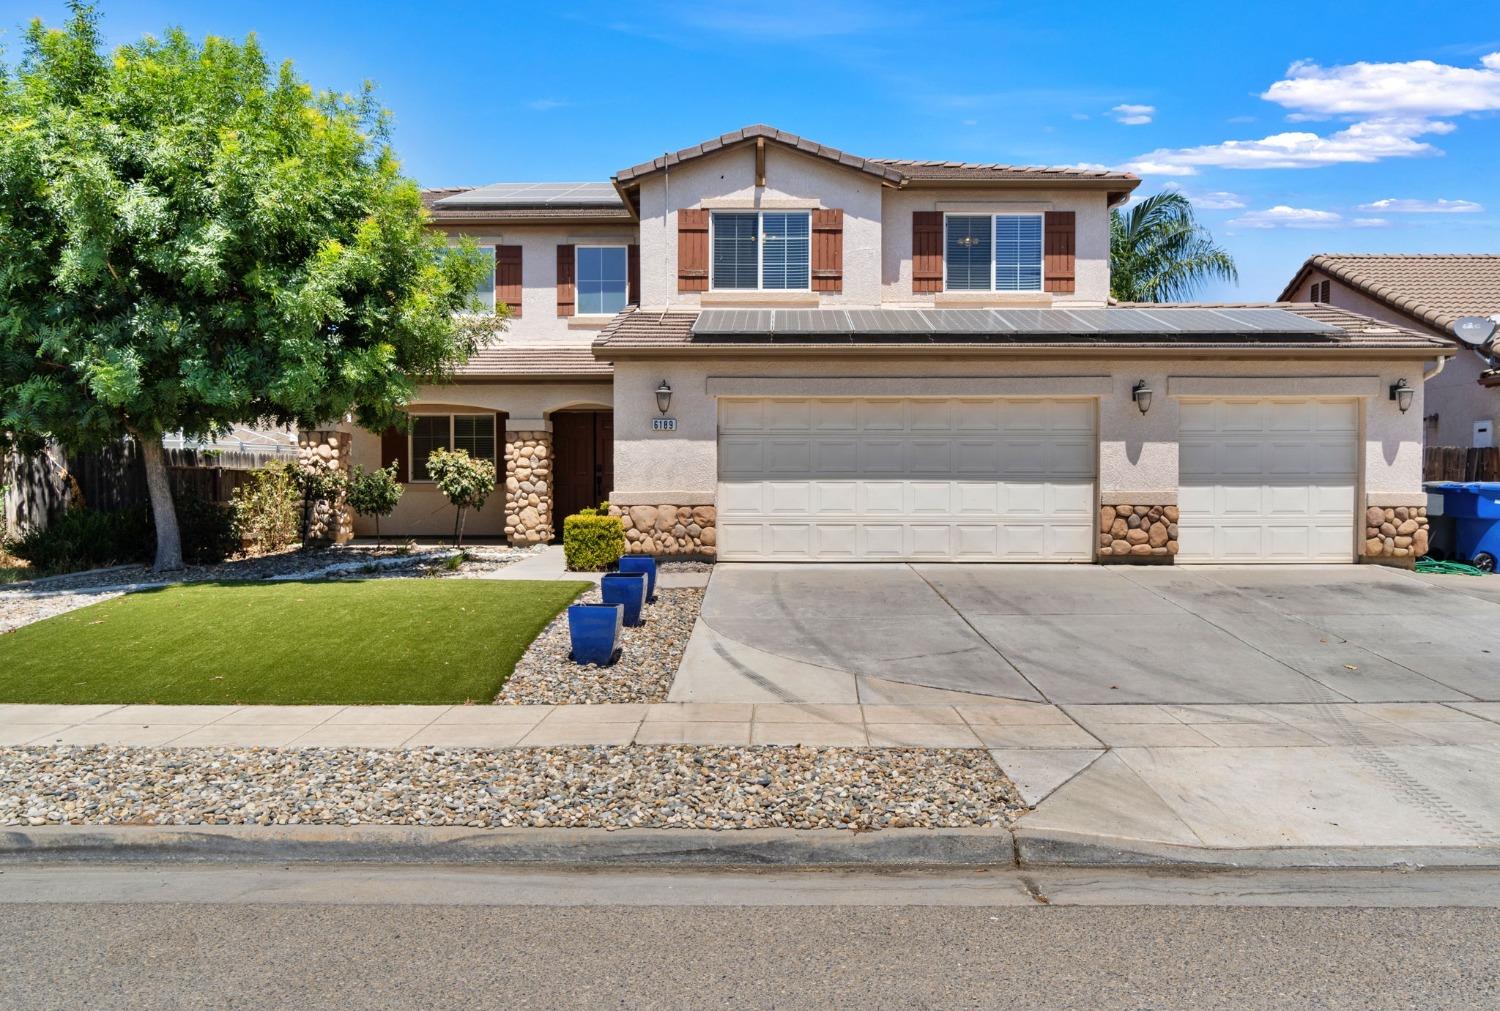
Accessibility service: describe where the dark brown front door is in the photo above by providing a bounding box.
[551,410,614,538]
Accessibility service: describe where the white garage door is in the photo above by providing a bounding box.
[1178,398,1358,563]
[716,397,1096,561]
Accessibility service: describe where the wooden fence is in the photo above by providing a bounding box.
[1424,446,1500,483]
[4,438,290,535]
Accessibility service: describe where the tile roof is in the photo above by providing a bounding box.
[612,124,1138,190]
[593,303,1448,356]
[1278,254,1500,332]
[454,345,612,380]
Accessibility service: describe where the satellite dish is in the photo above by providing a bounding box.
[1453,316,1498,349]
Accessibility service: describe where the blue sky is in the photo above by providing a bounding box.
[5,1,1498,299]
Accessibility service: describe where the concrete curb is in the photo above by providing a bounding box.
[8,824,1500,870]
[0,825,1018,868]
[1012,827,1500,870]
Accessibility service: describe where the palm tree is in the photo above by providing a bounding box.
[1110,191,1238,302]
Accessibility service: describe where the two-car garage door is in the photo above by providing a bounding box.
[717,397,1096,561]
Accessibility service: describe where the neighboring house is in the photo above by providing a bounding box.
[1279,254,1499,448]
[342,124,1450,566]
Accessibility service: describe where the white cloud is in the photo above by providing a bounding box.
[1122,116,1446,175]
[1125,52,1500,175]
[1357,197,1484,213]
[1190,191,1247,210]
[1111,103,1155,125]
[1071,112,1092,121]
[1229,205,1388,229]
[1262,53,1500,118]
[527,98,569,111]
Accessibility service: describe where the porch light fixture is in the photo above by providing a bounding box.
[1389,378,1414,413]
[1132,380,1153,415]
[655,380,673,415]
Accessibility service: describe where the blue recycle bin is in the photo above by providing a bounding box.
[617,555,658,602]
[1429,482,1500,571]
[568,603,623,666]
[601,571,648,626]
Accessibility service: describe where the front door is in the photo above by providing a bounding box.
[552,410,614,537]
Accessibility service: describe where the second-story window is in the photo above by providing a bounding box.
[576,246,628,315]
[711,211,810,290]
[944,214,1043,292]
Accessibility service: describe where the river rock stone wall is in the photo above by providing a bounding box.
[297,430,353,545]
[1363,504,1428,566]
[609,503,716,558]
[504,430,553,546]
[1098,502,1178,561]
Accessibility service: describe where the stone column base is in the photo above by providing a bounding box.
[1362,504,1428,568]
[1098,502,1178,562]
[610,503,716,558]
[297,430,352,545]
[504,430,553,546]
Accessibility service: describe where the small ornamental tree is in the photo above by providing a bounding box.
[424,447,495,547]
[0,4,502,571]
[347,461,404,546]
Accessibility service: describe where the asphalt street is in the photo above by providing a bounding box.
[2,865,1498,1009]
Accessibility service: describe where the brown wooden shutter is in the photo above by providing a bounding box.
[912,211,944,293]
[556,243,575,317]
[496,245,522,318]
[1043,211,1076,293]
[811,208,844,293]
[628,244,641,305]
[677,209,709,292]
[380,425,409,483]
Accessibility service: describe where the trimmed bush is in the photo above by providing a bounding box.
[425,447,497,546]
[563,513,625,571]
[175,496,239,565]
[347,461,404,545]
[8,508,152,572]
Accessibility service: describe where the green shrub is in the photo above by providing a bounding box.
[232,463,302,553]
[8,508,152,572]
[563,513,625,571]
[175,496,238,565]
[347,461,404,545]
[425,447,496,546]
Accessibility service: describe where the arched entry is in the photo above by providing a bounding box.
[550,409,613,537]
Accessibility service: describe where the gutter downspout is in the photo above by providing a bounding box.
[1424,353,1448,383]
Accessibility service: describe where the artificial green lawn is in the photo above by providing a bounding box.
[0,578,590,705]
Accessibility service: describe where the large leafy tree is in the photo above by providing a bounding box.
[1110,191,1238,303]
[0,3,495,570]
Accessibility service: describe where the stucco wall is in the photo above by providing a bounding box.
[436,223,638,344]
[880,187,1111,305]
[609,355,1428,503]
[1296,269,1494,447]
[343,381,612,537]
[636,145,885,308]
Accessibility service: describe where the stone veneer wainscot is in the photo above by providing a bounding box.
[610,503,717,558]
[1363,503,1428,567]
[1098,502,1179,561]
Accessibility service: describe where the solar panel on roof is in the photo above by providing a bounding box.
[923,309,1008,334]
[692,309,775,335]
[772,310,853,335]
[989,309,1088,334]
[847,309,929,334]
[433,181,623,209]
[1214,308,1339,334]
[1060,309,1162,334]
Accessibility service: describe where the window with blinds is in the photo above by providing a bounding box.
[943,214,1043,292]
[711,211,810,290]
[410,414,496,481]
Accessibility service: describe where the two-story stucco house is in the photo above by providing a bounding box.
[342,125,1452,567]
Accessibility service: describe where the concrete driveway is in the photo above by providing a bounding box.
[670,563,1500,706]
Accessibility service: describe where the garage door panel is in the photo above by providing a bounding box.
[1179,397,1356,564]
[717,396,1097,561]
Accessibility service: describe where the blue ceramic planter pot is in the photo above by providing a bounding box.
[568,603,623,666]
[617,555,658,602]
[601,571,648,627]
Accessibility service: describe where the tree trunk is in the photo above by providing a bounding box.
[135,432,184,572]
[374,515,382,549]
[454,506,466,547]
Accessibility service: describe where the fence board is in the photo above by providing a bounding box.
[1424,446,1500,483]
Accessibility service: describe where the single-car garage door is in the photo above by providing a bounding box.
[1177,397,1358,563]
[717,397,1096,561]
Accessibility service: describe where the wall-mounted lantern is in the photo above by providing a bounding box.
[655,380,673,415]
[1132,380,1153,415]
[1389,378,1414,414]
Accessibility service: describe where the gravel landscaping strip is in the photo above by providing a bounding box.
[0,745,1021,830]
[500,586,703,705]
